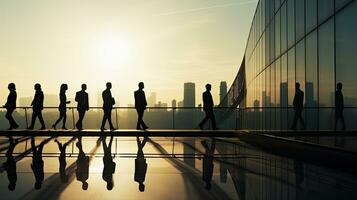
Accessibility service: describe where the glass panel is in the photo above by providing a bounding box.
[296,39,305,95]
[288,48,295,107]
[306,0,317,33]
[336,1,357,130]
[319,19,335,130]
[281,53,288,129]
[335,0,352,10]
[296,0,305,40]
[276,59,281,129]
[287,0,295,48]
[281,2,287,53]
[275,10,281,57]
[318,0,334,23]
[306,31,318,130]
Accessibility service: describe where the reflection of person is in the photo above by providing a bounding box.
[201,138,216,190]
[134,82,149,130]
[199,84,217,130]
[290,83,306,130]
[75,84,89,130]
[52,84,71,130]
[335,82,346,130]
[3,137,19,191]
[75,137,89,190]
[31,137,46,189]
[102,136,116,190]
[28,84,46,130]
[135,136,148,192]
[4,83,19,130]
[101,82,116,131]
[55,138,73,183]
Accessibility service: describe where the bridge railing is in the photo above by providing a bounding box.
[0,106,239,130]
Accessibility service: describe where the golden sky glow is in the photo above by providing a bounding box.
[0,0,257,106]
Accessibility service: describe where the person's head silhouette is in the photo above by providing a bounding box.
[8,182,16,191]
[82,181,88,190]
[8,83,16,91]
[138,82,144,90]
[205,84,211,91]
[81,84,87,91]
[35,182,42,190]
[139,183,145,192]
[35,83,41,91]
[107,182,113,190]
[337,82,343,91]
[295,82,300,90]
[106,82,112,90]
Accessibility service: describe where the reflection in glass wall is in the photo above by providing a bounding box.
[232,0,357,131]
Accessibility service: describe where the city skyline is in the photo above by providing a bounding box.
[0,0,258,106]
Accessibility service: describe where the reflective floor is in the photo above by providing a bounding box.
[0,136,356,200]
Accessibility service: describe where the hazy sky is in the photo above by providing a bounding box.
[0,0,257,106]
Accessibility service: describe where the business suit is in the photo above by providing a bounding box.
[291,88,306,130]
[75,91,89,130]
[4,90,18,129]
[29,90,45,129]
[199,91,217,129]
[134,90,148,130]
[101,89,115,130]
[53,92,69,129]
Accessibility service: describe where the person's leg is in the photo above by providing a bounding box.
[341,113,346,130]
[6,109,17,128]
[62,112,67,129]
[101,110,108,130]
[107,110,114,129]
[298,111,306,129]
[54,112,64,128]
[30,110,38,129]
[290,111,298,130]
[209,110,217,129]
[136,110,141,129]
[140,110,147,128]
[77,110,85,129]
[38,111,46,129]
[199,110,210,127]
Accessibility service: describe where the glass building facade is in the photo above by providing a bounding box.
[223,0,357,130]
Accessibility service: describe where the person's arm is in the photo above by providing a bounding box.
[143,92,147,107]
[86,94,89,110]
[75,92,79,102]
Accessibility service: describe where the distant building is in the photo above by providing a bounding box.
[44,94,58,107]
[148,92,157,107]
[220,81,228,106]
[183,82,195,107]
[178,101,183,108]
[171,99,177,108]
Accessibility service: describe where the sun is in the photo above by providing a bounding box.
[91,33,137,69]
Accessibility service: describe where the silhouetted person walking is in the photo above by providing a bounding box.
[335,82,346,131]
[76,137,89,190]
[290,83,306,130]
[3,83,19,130]
[102,136,116,190]
[134,82,148,130]
[28,84,46,130]
[101,82,116,131]
[31,137,46,189]
[201,138,216,190]
[135,136,148,192]
[52,84,71,130]
[3,137,19,191]
[199,84,217,130]
[55,138,73,183]
[75,84,89,130]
